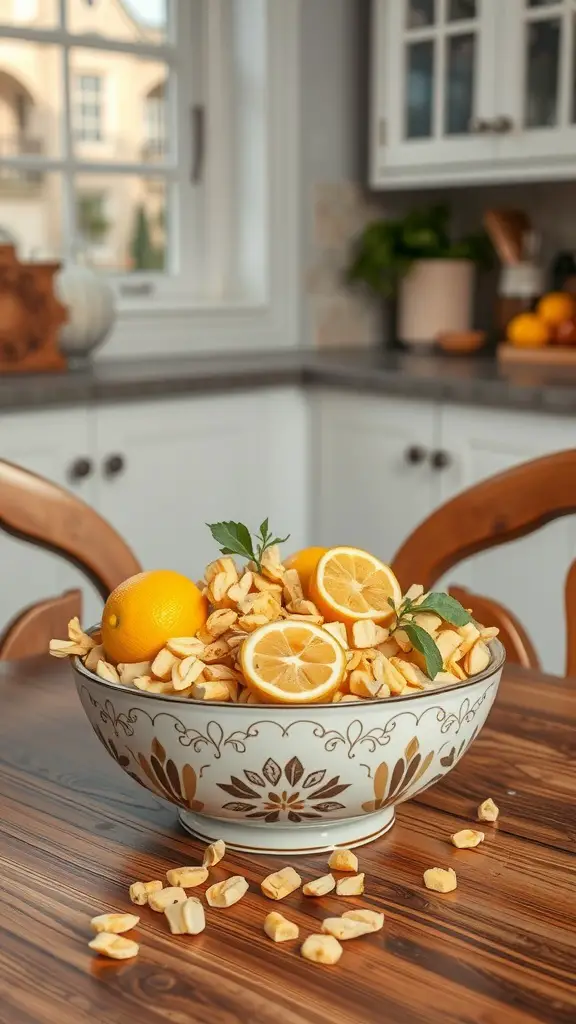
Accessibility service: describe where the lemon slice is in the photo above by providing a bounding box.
[240,621,346,704]
[310,546,402,626]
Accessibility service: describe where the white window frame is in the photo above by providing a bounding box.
[0,0,301,357]
[73,72,103,143]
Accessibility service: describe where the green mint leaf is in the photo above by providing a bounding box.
[206,521,255,561]
[259,517,270,541]
[387,597,397,611]
[269,534,290,546]
[416,592,472,627]
[403,623,443,680]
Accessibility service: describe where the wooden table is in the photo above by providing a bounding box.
[1,658,574,1024]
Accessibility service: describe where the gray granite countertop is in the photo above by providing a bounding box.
[3,347,576,416]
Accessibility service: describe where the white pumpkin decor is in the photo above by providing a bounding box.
[56,264,116,362]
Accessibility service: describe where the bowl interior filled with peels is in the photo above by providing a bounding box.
[56,526,506,853]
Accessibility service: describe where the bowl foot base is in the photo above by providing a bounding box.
[178,806,395,855]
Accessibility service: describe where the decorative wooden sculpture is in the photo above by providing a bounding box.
[0,244,67,373]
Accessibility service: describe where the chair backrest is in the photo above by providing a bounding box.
[391,450,576,676]
[0,459,142,659]
[0,589,82,661]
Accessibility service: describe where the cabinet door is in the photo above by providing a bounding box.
[372,0,498,186]
[0,408,102,634]
[312,391,440,564]
[94,389,308,581]
[497,0,576,165]
[437,405,576,674]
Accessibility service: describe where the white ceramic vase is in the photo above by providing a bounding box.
[56,263,116,364]
[399,258,475,347]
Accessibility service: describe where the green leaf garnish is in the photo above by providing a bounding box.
[403,623,443,680]
[415,592,472,627]
[207,518,290,572]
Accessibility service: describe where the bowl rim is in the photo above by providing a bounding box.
[72,637,505,709]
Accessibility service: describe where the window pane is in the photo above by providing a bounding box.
[67,0,168,42]
[0,0,59,27]
[447,1,477,21]
[0,41,61,156]
[69,50,170,162]
[73,174,168,272]
[524,19,560,127]
[445,33,475,133]
[527,1,559,7]
[407,0,435,29]
[0,171,63,260]
[405,41,435,138]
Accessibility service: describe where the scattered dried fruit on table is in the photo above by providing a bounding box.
[166,866,209,888]
[303,874,336,897]
[336,874,365,896]
[264,911,299,943]
[90,913,140,935]
[206,875,249,908]
[261,866,302,900]
[342,909,384,932]
[423,867,457,893]
[301,933,343,965]
[88,933,139,960]
[321,917,372,940]
[129,880,163,906]
[328,849,358,873]
[164,897,206,935]
[451,829,485,849]
[202,839,226,869]
[147,886,188,912]
[478,798,499,822]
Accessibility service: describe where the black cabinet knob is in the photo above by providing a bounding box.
[103,453,126,478]
[430,449,451,470]
[405,445,427,465]
[68,457,93,482]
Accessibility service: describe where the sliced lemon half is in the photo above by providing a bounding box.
[310,546,402,626]
[240,620,346,704]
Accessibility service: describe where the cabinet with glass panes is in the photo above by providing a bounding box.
[371,0,576,188]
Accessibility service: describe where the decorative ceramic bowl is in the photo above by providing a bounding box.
[72,639,505,855]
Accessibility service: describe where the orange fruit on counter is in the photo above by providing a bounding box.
[536,291,576,327]
[101,570,208,664]
[240,620,346,703]
[284,546,328,594]
[310,546,402,627]
[507,312,550,348]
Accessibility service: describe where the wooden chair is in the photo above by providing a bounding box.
[0,459,141,660]
[391,450,576,676]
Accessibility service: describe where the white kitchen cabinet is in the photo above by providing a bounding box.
[371,0,576,188]
[436,405,576,674]
[0,408,103,635]
[94,388,308,581]
[312,390,440,563]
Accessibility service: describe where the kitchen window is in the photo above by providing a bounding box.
[0,0,300,355]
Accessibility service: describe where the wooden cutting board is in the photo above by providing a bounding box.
[498,343,576,366]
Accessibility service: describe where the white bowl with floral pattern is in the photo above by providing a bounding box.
[72,639,505,854]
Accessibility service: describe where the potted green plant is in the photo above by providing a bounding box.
[347,204,493,347]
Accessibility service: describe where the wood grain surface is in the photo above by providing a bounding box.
[0,658,574,1024]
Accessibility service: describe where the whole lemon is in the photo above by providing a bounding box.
[507,313,550,348]
[284,546,329,595]
[101,570,208,664]
[536,291,576,327]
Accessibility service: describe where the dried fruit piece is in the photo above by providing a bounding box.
[164,896,206,935]
[117,661,152,685]
[423,867,457,893]
[463,641,491,676]
[205,557,238,586]
[300,934,343,965]
[349,670,380,699]
[191,680,230,702]
[90,913,139,934]
[352,620,390,649]
[456,622,481,654]
[166,866,209,888]
[336,873,365,896]
[49,640,87,659]
[151,648,180,682]
[96,660,120,683]
[203,839,226,869]
[261,866,302,900]
[342,909,384,932]
[436,630,463,664]
[264,911,299,943]
[133,677,174,694]
[68,617,96,650]
[167,637,206,658]
[322,622,349,649]
[477,797,499,822]
[451,829,485,849]
[390,658,429,690]
[171,656,205,691]
[227,571,253,605]
[302,874,336,897]
[147,886,188,912]
[328,849,358,873]
[412,612,442,635]
[129,880,163,905]
[205,875,249,908]
[260,545,285,581]
[321,917,372,940]
[88,933,139,960]
[84,644,105,672]
[340,694,362,702]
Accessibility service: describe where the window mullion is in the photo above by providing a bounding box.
[61,36,76,263]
